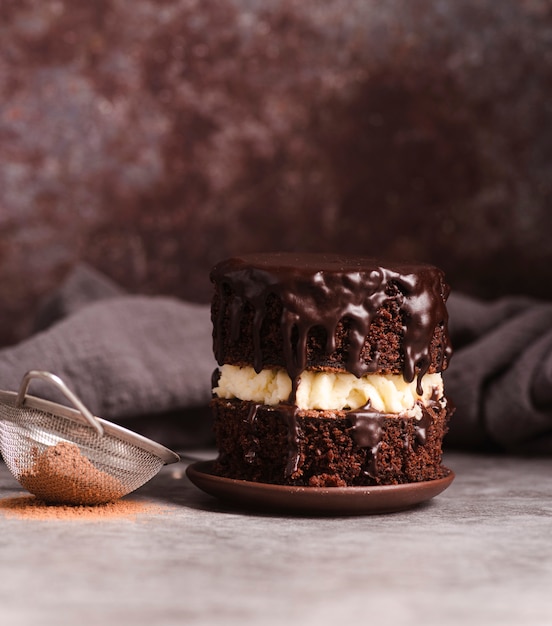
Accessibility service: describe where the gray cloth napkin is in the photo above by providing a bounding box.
[445,292,552,453]
[1,265,551,454]
[0,265,217,447]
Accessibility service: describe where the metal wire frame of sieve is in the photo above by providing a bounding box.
[0,371,179,504]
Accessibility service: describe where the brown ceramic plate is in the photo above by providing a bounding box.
[186,460,454,515]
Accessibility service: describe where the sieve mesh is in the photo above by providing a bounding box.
[0,391,169,505]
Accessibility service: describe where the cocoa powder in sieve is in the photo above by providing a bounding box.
[18,441,126,505]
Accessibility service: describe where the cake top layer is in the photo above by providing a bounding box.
[211,252,441,274]
[210,253,452,390]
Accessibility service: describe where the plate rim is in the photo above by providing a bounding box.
[186,459,455,515]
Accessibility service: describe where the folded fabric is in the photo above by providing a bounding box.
[445,292,552,453]
[0,265,217,447]
[0,264,551,454]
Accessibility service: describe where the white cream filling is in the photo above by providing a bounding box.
[213,364,444,414]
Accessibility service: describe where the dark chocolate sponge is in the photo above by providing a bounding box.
[212,398,450,487]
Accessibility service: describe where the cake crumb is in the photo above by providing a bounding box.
[308,473,347,487]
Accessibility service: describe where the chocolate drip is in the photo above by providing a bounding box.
[279,404,301,477]
[413,393,442,448]
[414,407,433,448]
[349,400,437,478]
[242,403,301,478]
[348,402,386,479]
[244,403,260,464]
[211,253,451,388]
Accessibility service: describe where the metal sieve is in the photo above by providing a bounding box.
[0,370,180,505]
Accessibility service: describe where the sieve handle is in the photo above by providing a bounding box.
[16,370,104,437]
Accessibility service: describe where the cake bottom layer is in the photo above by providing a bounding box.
[212,398,452,487]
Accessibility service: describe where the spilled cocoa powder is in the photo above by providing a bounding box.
[0,495,167,521]
[18,440,126,505]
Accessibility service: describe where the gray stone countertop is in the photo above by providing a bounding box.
[1,450,551,626]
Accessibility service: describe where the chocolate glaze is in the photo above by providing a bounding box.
[244,403,260,464]
[280,404,301,477]
[348,400,437,479]
[413,410,432,448]
[211,252,452,396]
[347,402,386,479]
[245,403,300,478]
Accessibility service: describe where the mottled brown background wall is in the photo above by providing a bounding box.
[2,0,552,347]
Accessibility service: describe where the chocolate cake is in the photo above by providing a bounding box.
[210,253,453,487]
